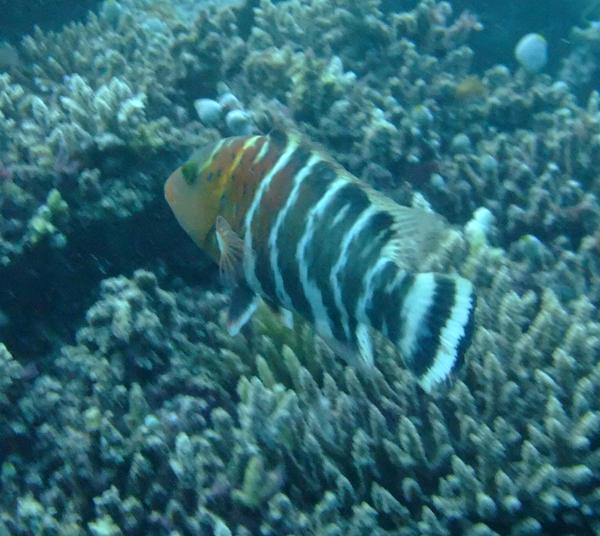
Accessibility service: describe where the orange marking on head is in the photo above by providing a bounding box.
[221,136,269,231]
[252,146,307,248]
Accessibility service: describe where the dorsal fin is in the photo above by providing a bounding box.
[266,129,341,169]
[366,188,446,271]
[267,128,292,148]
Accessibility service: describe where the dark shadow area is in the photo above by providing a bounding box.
[456,0,587,72]
[382,0,587,73]
[0,200,214,362]
[0,0,102,41]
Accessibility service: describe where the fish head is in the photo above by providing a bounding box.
[165,141,226,258]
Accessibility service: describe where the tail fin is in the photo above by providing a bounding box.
[398,273,475,392]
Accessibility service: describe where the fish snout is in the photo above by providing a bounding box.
[164,175,176,207]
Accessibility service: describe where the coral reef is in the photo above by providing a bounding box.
[1,0,600,534]
[2,242,600,534]
[442,0,593,74]
[560,21,600,101]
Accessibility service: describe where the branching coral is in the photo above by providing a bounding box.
[1,0,600,534]
[1,231,599,534]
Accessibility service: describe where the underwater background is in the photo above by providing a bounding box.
[1,0,600,534]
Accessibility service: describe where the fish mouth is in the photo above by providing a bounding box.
[164,175,175,207]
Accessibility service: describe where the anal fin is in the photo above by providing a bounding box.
[216,215,245,287]
[264,300,294,330]
[320,325,374,370]
[227,284,258,336]
[356,323,374,368]
[279,308,294,329]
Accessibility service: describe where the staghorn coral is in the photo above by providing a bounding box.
[241,0,600,279]
[1,0,600,534]
[560,21,600,101]
[2,0,599,274]
[3,0,595,281]
[1,230,600,534]
[0,0,224,269]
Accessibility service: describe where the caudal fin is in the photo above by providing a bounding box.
[398,273,475,392]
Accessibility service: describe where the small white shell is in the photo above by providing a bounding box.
[225,109,253,135]
[219,92,242,110]
[194,98,222,125]
[515,33,548,73]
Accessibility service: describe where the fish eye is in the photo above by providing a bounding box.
[181,160,199,185]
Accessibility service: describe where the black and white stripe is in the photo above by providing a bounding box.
[243,136,298,297]
[242,133,475,391]
[330,206,380,340]
[356,257,400,330]
[388,272,475,391]
[268,151,322,309]
[296,177,349,341]
[416,275,475,391]
[339,210,395,341]
[254,144,314,303]
[303,182,371,342]
[271,160,340,321]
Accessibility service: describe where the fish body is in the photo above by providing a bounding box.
[165,131,475,391]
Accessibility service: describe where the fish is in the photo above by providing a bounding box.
[165,130,475,392]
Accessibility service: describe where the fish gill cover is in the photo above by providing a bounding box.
[0,0,599,534]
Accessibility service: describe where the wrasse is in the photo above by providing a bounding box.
[165,131,475,391]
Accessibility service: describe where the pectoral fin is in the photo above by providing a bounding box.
[227,284,258,336]
[320,325,374,369]
[279,308,294,330]
[216,215,244,286]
